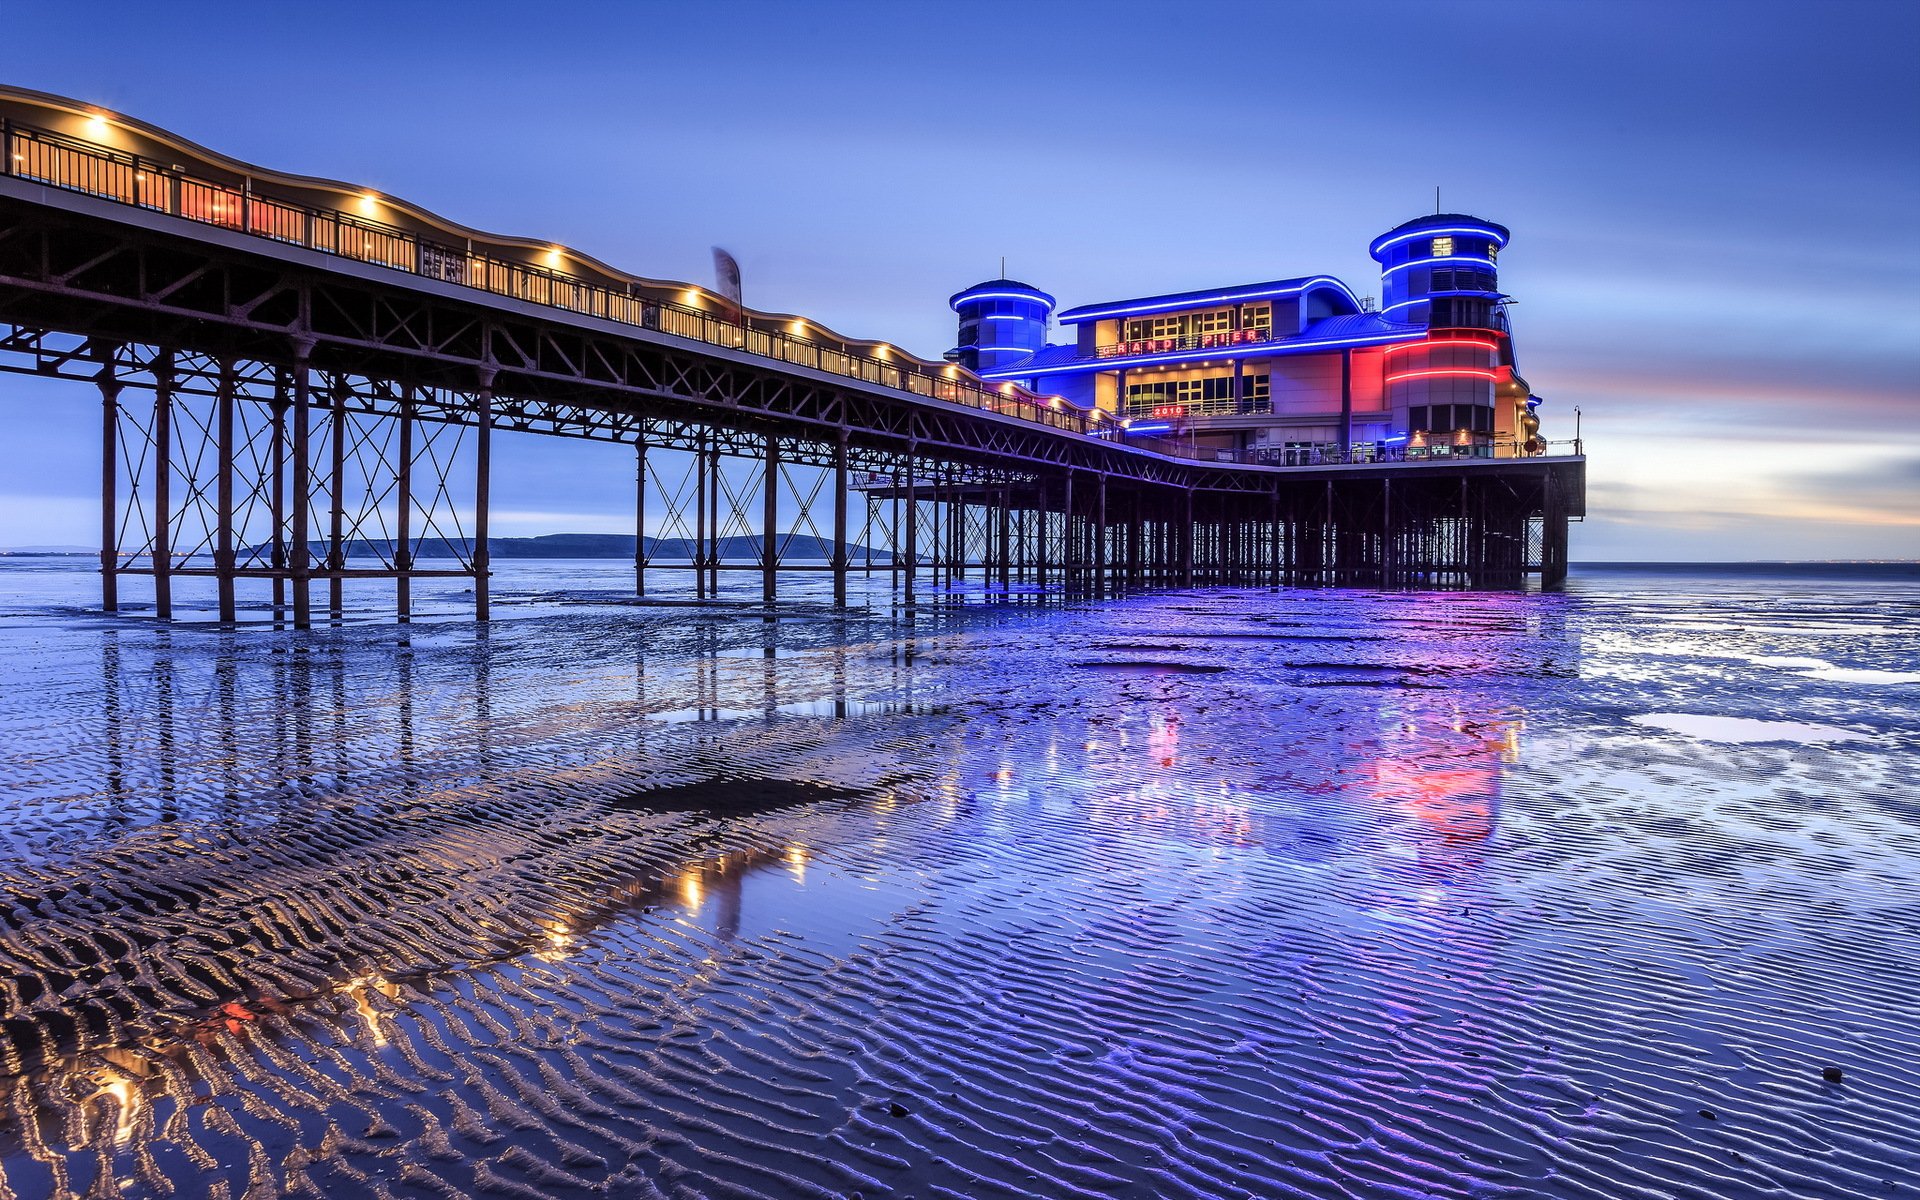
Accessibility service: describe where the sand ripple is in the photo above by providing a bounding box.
[0,574,1914,1197]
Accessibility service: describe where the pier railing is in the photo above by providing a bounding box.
[1122,436,1583,466]
[0,117,1106,437]
[0,115,1582,473]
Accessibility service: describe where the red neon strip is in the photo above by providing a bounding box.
[1386,338,1498,355]
[1384,367,1500,384]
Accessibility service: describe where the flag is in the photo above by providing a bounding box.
[711,246,742,310]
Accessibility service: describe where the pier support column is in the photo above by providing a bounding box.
[1270,485,1283,589]
[152,351,174,622]
[290,346,313,629]
[215,359,237,623]
[1095,473,1108,597]
[1542,469,1570,588]
[832,429,849,609]
[1062,471,1076,594]
[269,371,287,614]
[396,383,414,622]
[474,367,495,622]
[95,347,121,613]
[695,431,709,600]
[1381,477,1394,588]
[762,433,779,606]
[634,438,647,596]
[328,374,347,620]
[707,439,721,598]
[998,485,1012,592]
[903,449,918,604]
[1035,480,1048,591]
[1181,488,1194,588]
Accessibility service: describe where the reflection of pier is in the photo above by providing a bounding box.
[0,87,1582,625]
[3,615,924,1086]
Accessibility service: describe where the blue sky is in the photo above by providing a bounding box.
[1,0,1915,559]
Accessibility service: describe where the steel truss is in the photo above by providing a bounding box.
[0,193,1580,623]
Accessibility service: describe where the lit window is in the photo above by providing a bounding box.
[1487,243,1499,262]
[1241,304,1272,329]
[1431,236,1454,256]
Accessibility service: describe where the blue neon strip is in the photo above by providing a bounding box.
[1369,224,1510,256]
[1125,422,1172,433]
[1382,255,1497,276]
[1058,276,1361,323]
[977,329,1425,378]
[952,290,1055,309]
[980,314,1037,321]
[1380,289,1502,315]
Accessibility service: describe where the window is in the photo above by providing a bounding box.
[1202,376,1233,401]
[1125,314,1187,341]
[1245,374,1270,402]
[1410,404,1494,434]
[1241,303,1272,329]
[1487,243,1499,262]
[1192,309,1231,335]
[1431,236,1454,256]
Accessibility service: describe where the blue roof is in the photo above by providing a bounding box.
[1055,276,1361,324]
[948,278,1055,312]
[978,312,1425,379]
[1368,214,1510,258]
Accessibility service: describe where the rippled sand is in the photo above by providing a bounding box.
[0,566,1914,1198]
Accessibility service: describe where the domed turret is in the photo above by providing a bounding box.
[948,279,1054,374]
[1367,214,1509,330]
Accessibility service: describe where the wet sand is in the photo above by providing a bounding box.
[0,564,1915,1198]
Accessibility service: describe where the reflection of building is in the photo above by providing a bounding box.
[1368,716,1522,848]
[949,215,1547,464]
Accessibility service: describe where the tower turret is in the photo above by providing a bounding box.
[1369,215,1514,455]
[948,279,1054,375]
[1368,214,1509,330]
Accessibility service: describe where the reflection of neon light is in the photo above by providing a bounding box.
[1382,256,1496,276]
[1385,368,1499,383]
[1060,276,1360,321]
[1370,224,1510,255]
[1387,339,1498,355]
[1125,422,1172,433]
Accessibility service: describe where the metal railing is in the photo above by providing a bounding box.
[0,117,1100,437]
[1123,396,1273,418]
[1122,437,1583,467]
[0,115,1585,474]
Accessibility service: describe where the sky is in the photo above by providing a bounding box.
[0,0,1915,560]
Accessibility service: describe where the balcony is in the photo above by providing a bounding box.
[1123,396,1273,419]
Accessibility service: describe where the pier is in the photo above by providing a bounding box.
[0,86,1584,624]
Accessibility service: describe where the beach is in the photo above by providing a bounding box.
[0,560,1914,1198]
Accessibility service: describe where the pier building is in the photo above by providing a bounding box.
[951,215,1546,466]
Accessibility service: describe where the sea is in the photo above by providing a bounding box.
[0,556,1913,1199]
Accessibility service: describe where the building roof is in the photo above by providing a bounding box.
[948,279,1056,312]
[977,312,1426,380]
[1368,214,1510,257]
[1055,276,1362,324]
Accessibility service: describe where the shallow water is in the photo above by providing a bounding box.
[0,560,1915,1199]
